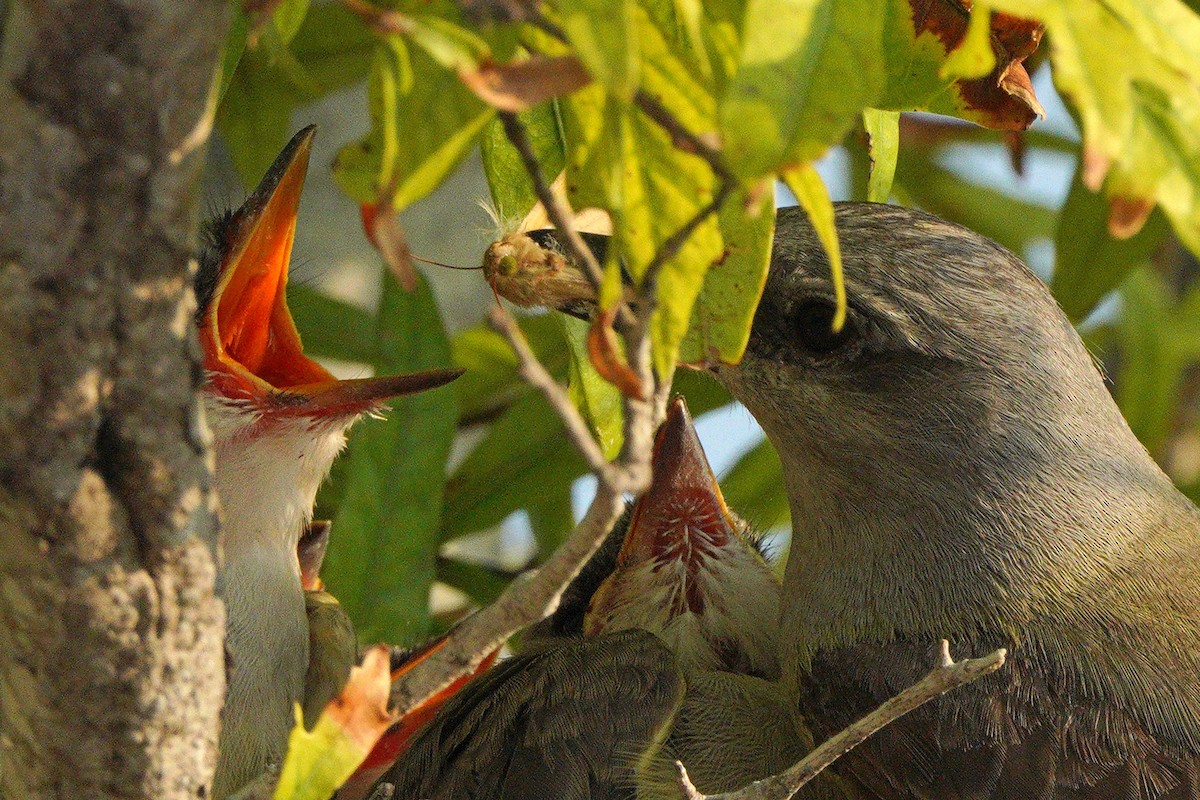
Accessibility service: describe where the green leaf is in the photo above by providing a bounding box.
[559,313,624,459]
[561,93,721,376]
[1114,269,1189,457]
[403,13,490,71]
[721,0,887,176]
[218,46,298,187]
[333,39,493,208]
[987,0,1200,254]
[451,315,569,425]
[289,3,376,92]
[721,436,789,531]
[862,108,899,203]
[678,187,775,365]
[217,10,251,104]
[324,272,458,646]
[555,0,639,98]
[273,0,311,44]
[937,0,995,80]
[480,102,567,221]
[781,164,846,330]
[289,286,376,365]
[1052,161,1171,323]
[440,391,586,542]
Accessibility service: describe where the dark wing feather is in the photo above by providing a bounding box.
[800,638,1200,800]
[374,629,684,800]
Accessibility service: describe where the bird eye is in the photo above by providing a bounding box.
[792,300,859,356]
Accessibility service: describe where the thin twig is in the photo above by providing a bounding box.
[489,306,609,474]
[390,483,628,713]
[497,111,605,291]
[633,90,736,186]
[682,642,1008,800]
[635,180,736,326]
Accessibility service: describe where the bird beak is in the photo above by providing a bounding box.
[617,396,739,567]
[202,126,462,417]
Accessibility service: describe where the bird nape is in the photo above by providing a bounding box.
[374,397,830,800]
[197,126,462,800]
[716,202,1200,800]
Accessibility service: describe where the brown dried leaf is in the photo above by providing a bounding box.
[914,0,1046,130]
[360,200,418,292]
[587,309,646,400]
[460,55,592,112]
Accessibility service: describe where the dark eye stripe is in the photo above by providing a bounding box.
[793,300,859,355]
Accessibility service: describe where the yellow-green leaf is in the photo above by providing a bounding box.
[273,647,393,800]
[678,187,775,366]
[333,40,493,208]
[938,0,995,80]
[862,108,899,203]
[559,313,624,459]
[555,0,639,98]
[986,0,1200,252]
[781,164,846,330]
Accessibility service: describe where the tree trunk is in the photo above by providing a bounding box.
[0,1,229,797]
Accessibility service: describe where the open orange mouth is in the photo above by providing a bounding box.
[201,127,461,419]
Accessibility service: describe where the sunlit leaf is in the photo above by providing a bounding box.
[1052,161,1171,323]
[938,0,996,80]
[324,273,458,646]
[863,108,900,203]
[273,647,393,800]
[986,0,1200,253]
[334,40,493,208]
[781,164,846,330]
[555,0,639,98]
[678,188,775,366]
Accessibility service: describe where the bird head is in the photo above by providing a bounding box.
[714,203,1174,645]
[583,397,781,679]
[196,126,461,561]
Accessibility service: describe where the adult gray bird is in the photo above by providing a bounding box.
[372,397,827,800]
[716,202,1200,800]
[196,127,461,798]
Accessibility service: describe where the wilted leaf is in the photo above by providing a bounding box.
[360,200,418,292]
[1052,161,1170,323]
[588,309,647,399]
[863,108,900,203]
[986,0,1200,252]
[273,646,394,800]
[324,273,458,646]
[460,55,591,111]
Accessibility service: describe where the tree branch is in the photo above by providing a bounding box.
[489,307,610,474]
[0,1,228,797]
[679,642,1008,800]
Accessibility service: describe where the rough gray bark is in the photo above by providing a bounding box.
[0,1,229,797]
